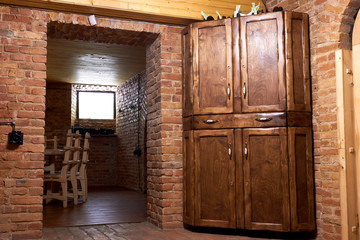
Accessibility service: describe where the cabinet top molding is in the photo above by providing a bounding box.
[0,0,264,25]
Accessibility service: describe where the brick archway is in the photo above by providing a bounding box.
[0,5,184,238]
[45,16,184,229]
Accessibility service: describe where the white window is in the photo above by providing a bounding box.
[77,91,115,119]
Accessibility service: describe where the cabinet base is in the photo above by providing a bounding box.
[183,224,317,238]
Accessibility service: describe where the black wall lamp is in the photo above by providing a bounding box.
[0,122,23,145]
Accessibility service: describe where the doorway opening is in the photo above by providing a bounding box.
[43,21,158,227]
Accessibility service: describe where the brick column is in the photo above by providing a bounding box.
[146,26,184,228]
[0,6,47,239]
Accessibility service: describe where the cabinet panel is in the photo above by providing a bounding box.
[243,128,290,231]
[182,27,193,117]
[240,12,286,113]
[235,129,244,228]
[183,131,194,225]
[285,12,311,112]
[194,129,236,228]
[193,19,233,115]
[288,127,315,231]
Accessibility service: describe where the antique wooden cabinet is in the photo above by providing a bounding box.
[182,11,315,232]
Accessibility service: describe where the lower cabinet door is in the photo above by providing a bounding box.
[243,128,290,231]
[183,131,195,225]
[194,129,236,228]
[288,127,315,231]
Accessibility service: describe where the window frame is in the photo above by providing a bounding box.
[76,90,116,120]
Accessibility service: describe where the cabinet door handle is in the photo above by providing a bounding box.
[203,119,219,124]
[255,117,272,122]
[228,143,232,159]
[227,84,231,100]
[244,143,248,159]
[243,82,246,99]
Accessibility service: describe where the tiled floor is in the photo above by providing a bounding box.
[42,222,265,240]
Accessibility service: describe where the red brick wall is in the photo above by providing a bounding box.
[265,0,359,239]
[87,136,118,187]
[0,4,184,238]
[45,82,71,147]
[146,30,183,229]
[0,5,47,240]
[117,72,147,191]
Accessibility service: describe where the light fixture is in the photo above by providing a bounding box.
[88,15,97,26]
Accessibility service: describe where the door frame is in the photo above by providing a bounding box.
[336,9,360,239]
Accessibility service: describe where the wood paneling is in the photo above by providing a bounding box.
[194,129,235,228]
[353,14,360,240]
[47,38,146,85]
[0,0,264,25]
[240,12,286,113]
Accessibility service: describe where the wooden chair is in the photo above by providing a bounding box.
[66,131,82,205]
[45,135,58,150]
[75,132,90,202]
[43,130,81,208]
[44,136,58,174]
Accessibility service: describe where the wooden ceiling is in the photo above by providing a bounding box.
[47,38,146,86]
[0,0,265,25]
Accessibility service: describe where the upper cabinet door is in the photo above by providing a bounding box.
[182,27,193,117]
[285,12,311,112]
[240,12,286,113]
[193,19,233,115]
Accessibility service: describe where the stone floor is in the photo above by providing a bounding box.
[42,222,266,240]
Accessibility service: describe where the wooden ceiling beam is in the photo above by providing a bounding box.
[0,0,264,25]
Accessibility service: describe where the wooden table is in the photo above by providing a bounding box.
[44,149,65,173]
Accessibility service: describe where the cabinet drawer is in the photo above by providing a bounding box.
[193,113,286,129]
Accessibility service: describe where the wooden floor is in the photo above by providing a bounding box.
[43,187,147,228]
[43,222,268,240]
[43,187,314,239]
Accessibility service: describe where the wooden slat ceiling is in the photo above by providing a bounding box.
[47,38,146,86]
[46,22,159,86]
[0,0,265,25]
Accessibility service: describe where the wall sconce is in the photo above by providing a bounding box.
[0,122,23,145]
[88,15,97,26]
